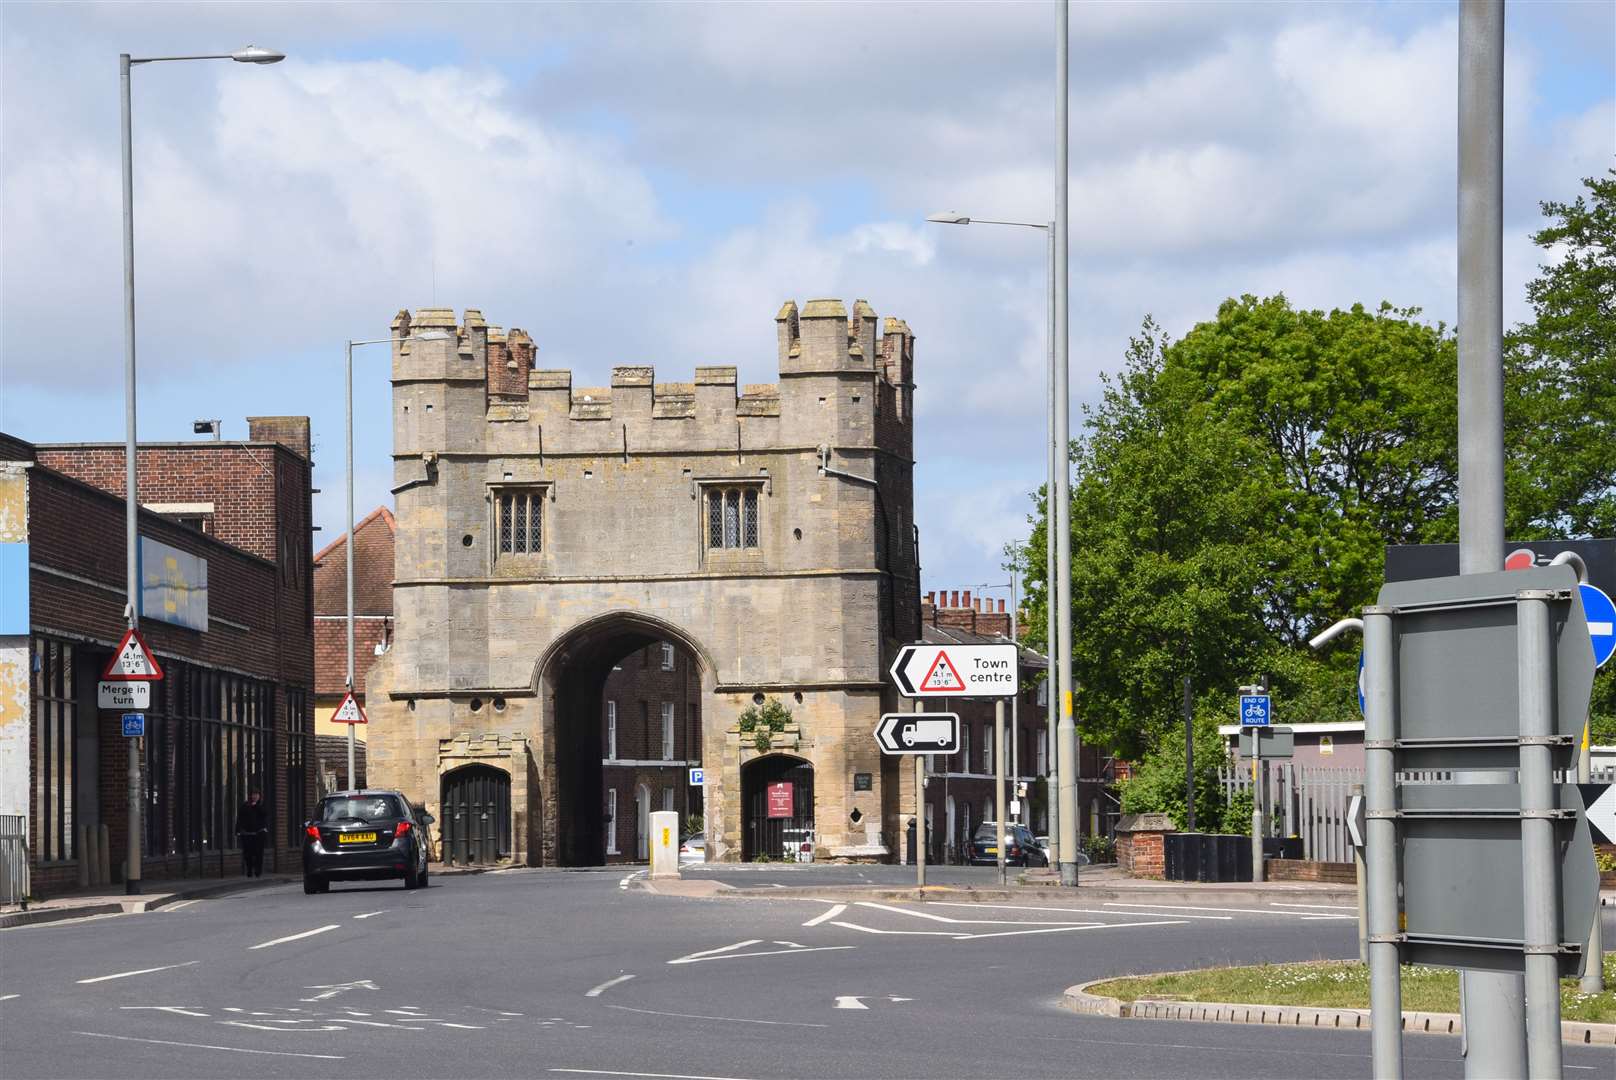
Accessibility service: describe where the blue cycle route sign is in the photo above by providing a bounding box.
[121,713,145,737]
[1239,694,1271,727]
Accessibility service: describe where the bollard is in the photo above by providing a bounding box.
[77,827,91,888]
[98,824,112,886]
[649,810,681,880]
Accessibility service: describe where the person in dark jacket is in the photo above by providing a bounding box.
[236,789,269,877]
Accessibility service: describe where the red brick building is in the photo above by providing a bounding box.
[1,419,315,897]
[311,507,395,772]
[915,589,1116,862]
[599,640,702,863]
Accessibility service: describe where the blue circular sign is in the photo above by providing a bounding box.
[1580,582,1615,669]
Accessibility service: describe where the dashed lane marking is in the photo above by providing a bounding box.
[248,925,339,950]
[352,910,389,920]
[604,1004,828,1028]
[73,1032,344,1060]
[120,1007,209,1017]
[77,961,199,984]
[551,1070,759,1080]
[927,900,1234,921]
[0,994,18,1001]
[801,904,846,927]
[585,974,636,998]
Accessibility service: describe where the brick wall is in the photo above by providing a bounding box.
[1117,830,1167,878]
[1265,859,1357,885]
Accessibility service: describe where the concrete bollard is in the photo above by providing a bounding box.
[98,824,111,885]
[77,827,91,888]
[649,810,680,879]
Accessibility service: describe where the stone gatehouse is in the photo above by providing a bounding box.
[366,300,920,864]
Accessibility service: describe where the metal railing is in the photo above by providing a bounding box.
[0,815,28,906]
[1220,764,1363,862]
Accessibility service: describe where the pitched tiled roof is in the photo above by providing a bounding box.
[313,506,395,616]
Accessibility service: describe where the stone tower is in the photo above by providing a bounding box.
[366,300,919,864]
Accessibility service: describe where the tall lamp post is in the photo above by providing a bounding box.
[343,338,392,791]
[120,44,284,895]
[926,212,1059,864]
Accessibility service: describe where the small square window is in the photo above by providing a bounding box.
[493,487,546,559]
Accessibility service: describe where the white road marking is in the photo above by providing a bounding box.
[1103,901,1354,920]
[855,901,1098,927]
[771,940,806,948]
[928,901,1234,921]
[585,974,637,997]
[74,1031,344,1059]
[162,899,203,912]
[830,921,958,937]
[0,994,17,1002]
[77,960,199,984]
[436,1022,485,1029]
[604,1004,828,1028]
[249,924,339,950]
[669,939,760,962]
[301,979,378,1001]
[222,1020,347,1033]
[834,996,868,1010]
[352,910,389,920]
[1267,902,1358,911]
[668,943,857,964]
[802,904,847,927]
[120,1006,209,1017]
[552,1070,759,1080]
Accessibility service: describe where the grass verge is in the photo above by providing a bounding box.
[1088,954,1615,1025]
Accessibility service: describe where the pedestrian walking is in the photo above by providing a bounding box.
[237,789,269,877]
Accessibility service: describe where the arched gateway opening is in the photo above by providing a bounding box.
[741,754,814,861]
[540,615,710,867]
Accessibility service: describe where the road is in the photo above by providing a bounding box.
[1,868,1610,1079]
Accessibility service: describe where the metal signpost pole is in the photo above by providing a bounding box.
[1010,571,1019,824]
[1251,735,1263,884]
[1044,221,1060,867]
[915,754,926,889]
[345,340,357,792]
[119,52,143,897]
[1515,591,1563,1077]
[1456,4,1527,1073]
[1183,677,1194,832]
[995,699,1007,886]
[1053,0,1079,889]
[1362,607,1404,1079]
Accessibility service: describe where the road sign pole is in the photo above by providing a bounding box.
[1352,782,1367,964]
[1043,213,1060,871]
[346,338,357,793]
[995,699,1007,886]
[1516,590,1563,1077]
[915,754,925,889]
[1251,736,1263,884]
[1362,606,1404,1080]
[1183,677,1194,832]
[119,53,143,898]
[1053,0,1079,889]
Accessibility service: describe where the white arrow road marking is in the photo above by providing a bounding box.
[834,996,868,1010]
[300,979,378,1001]
[802,903,846,927]
[667,942,857,964]
[669,939,761,962]
[77,960,199,984]
[250,925,339,950]
[351,910,389,920]
[75,1032,344,1059]
[604,1004,828,1028]
[585,974,636,998]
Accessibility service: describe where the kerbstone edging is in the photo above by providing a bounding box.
[1063,977,1616,1046]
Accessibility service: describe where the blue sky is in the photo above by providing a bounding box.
[2,1,1611,594]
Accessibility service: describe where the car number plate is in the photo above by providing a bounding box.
[339,832,377,844]
[985,846,998,854]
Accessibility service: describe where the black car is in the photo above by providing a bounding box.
[303,789,432,893]
[968,821,1048,868]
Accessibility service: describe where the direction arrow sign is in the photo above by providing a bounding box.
[889,644,1017,698]
[1579,582,1614,668]
[1346,793,1366,849]
[1579,783,1615,845]
[875,712,960,755]
[98,680,150,711]
[329,691,367,725]
[101,628,164,681]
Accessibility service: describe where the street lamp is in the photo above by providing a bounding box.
[119,44,285,895]
[927,210,1068,872]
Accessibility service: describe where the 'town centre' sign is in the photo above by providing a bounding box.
[890,644,1018,698]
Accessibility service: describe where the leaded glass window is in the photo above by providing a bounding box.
[495,488,544,558]
[705,485,761,550]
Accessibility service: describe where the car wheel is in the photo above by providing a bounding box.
[418,863,429,889]
[404,864,421,889]
[303,874,319,895]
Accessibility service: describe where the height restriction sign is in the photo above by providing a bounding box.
[101,628,164,681]
[889,643,1017,698]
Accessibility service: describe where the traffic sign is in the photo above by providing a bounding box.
[329,691,367,725]
[1346,793,1366,849]
[875,712,960,755]
[1356,652,1366,715]
[1580,783,1615,845]
[121,713,144,737]
[101,627,164,681]
[98,680,150,711]
[1237,725,1293,759]
[689,767,705,787]
[889,644,1017,698]
[1579,582,1614,668]
[1238,694,1271,727]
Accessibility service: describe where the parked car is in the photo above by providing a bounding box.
[968,821,1048,867]
[1033,835,1092,865]
[679,832,706,864]
[303,789,432,894]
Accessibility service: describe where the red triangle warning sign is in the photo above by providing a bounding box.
[101,628,165,681]
[330,692,368,725]
[921,650,966,692]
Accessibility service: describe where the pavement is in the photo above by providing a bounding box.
[2,863,1611,1079]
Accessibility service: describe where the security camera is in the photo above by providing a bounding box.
[193,419,221,438]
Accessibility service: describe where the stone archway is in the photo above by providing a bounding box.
[739,753,814,861]
[536,612,716,867]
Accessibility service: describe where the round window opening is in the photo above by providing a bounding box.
[493,696,506,712]
[461,534,474,547]
[793,528,802,541]
[469,697,483,712]
[752,692,766,705]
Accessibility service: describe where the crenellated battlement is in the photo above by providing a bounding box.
[389,301,914,449]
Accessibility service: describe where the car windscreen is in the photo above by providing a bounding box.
[972,824,999,841]
[320,795,406,823]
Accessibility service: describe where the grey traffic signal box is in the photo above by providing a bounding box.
[1372,564,1598,975]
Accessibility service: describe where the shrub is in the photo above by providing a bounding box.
[738,697,792,751]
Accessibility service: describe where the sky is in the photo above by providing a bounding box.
[2,1,1612,595]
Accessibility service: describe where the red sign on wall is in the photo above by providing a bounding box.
[766,781,794,819]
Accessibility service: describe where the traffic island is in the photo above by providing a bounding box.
[1064,955,1616,1046]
